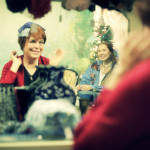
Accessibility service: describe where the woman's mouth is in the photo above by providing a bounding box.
[100,55,105,59]
[30,50,40,55]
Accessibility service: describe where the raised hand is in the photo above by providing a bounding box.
[10,51,22,73]
[49,49,64,66]
[119,27,150,73]
[105,27,150,90]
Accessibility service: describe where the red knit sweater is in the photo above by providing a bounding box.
[74,58,150,150]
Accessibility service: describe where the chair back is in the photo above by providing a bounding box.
[63,69,78,89]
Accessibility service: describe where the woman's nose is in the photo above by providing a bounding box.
[99,52,103,55]
[35,42,40,48]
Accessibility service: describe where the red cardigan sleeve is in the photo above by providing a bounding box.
[0,56,50,86]
[73,59,150,150]
[0,61,17,84]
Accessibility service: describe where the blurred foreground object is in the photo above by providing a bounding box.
[0,99,81,140]
[24,99,81,139]
[27,65,76,104]
[5,0,52,18]
[61,0,134,13]
[0,84,18,123]
[15,65,77,120]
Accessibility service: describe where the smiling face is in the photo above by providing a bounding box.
[62,0,91,11]
[23,36,44,60]
[97,44,112,61]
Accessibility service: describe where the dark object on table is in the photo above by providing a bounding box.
[5,0,52,18]
[90,0,134,12]
[24,99,81,139]
[27,65,76,104]
[0,84,18,123]
[78,90,99,115]
[15,65,77,120]
[79,98,90,115]
[78,93,93,115]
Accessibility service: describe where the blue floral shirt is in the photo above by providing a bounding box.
[79,60,113,92]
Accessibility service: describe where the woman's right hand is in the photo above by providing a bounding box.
[10,51,22,73]
[76,85,92,91]
[76,85,80,91]
[11,51,21,63]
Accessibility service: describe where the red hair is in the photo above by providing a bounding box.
[18,26,46,50]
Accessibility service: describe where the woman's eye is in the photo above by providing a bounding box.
[39,41,44,44]
[30,40,36,43]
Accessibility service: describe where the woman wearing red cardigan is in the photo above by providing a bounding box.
[73,0,150,149]
[0,22,64,87]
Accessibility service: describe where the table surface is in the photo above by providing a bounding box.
[0,140,73,150]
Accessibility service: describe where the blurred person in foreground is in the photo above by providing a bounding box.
[73,0,150,149]
[61,0,134,12]
[76,41,117,93]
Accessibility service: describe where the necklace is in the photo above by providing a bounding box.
[101,62,112,74]
[29,75,33,80]
[103,61,112,67]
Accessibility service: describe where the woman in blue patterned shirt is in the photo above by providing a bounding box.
[76,41,117,93]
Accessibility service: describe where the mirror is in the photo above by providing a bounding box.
[0,0,142,147]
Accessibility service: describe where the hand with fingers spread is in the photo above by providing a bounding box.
[119,27,150,73]
[49,49,65,66]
